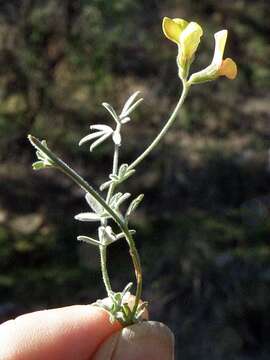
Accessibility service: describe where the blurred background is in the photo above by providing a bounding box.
[0,0,270,358]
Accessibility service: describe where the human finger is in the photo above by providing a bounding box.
[0,305,121,360]
[92,321,174,360]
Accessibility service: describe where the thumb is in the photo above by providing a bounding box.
[92,321,174,360]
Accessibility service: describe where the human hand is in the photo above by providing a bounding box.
[0,304,174,360]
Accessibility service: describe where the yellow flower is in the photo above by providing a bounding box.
[162,17,203,78]
[189,30,237,84]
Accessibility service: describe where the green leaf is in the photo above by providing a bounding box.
[85,192,104,214]
[121,91,140,117]
[118,163,129,177]
[102,102,120,124]
[32,161,47,170]
[75,212,101,222]
[115,229,136,240]
[77,236,101,246]
[121,98,143,118]
[126,194,144,217]
[29,136,54,170]
[122,282,133,297]
[99,180,113,191]
[122,303,132,319]
[120,91,143,119]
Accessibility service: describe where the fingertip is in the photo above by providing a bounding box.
[92,321,174,360]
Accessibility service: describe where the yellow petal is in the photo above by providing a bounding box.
[180,22,203,60]
[162,17,188,44]
[212,30,228,67]
[172,18,189,30]
[218,58,237,79]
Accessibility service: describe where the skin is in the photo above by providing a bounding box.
[0,304,174,360]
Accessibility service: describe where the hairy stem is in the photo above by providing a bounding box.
[99,244,112,295]
[106,144,119,203]
[29,81,190,322]
[28,135,124,227]
[128,81,190,171]
[28,135,142,317]
[100,143,120,296]
[124,226,142,317]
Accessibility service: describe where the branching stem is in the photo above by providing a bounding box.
[28,80,190,323]
[128,81,190,171]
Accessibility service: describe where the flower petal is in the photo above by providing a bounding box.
[172,18,189,31]
[212,30,228,67]
[218,58,237,79]
[180,21,203,59]
[162,17,188,44]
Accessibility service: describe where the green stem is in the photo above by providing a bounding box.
[99,244,112,295]
[28,80,190,322]
[28,135,142,318]
[100,143,120,296]
[124,226,142,317]
[28,135,124,227]
[128,81,190,171]
[106,144,119,203]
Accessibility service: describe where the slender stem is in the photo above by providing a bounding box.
[100,142,120,296]
[99,244,112,295]
[99,217,112,294]
[28,136,125,228]
[29,135,142,316]
[124,226,142,317]
[106,144,119,203]
[28,80,190,322]
[128,81,190,171]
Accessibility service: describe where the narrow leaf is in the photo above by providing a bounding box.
[116,193,131,207]
[77,236,100,246]
[122,169,136,181]
[126,194,144,217]
[121,98,143,118]
[118,164,129,177]
[109,174,118,180]
[79,131,105,146]
[32,161,47,170]
[122,303,132,318]
[115,229,136,240]
[121,116,131,124]
[102,103,120,124]
[85,193,104,214]
[122,282,133,296]
[90,132,111,152]
[75,212,101,222]
[90,124,113,132]
[109,192,123,207]
[120,91,140,117]
[36,150,45,161]
[99,180,113,191]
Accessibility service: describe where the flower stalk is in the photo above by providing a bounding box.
[128,81,190,171]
